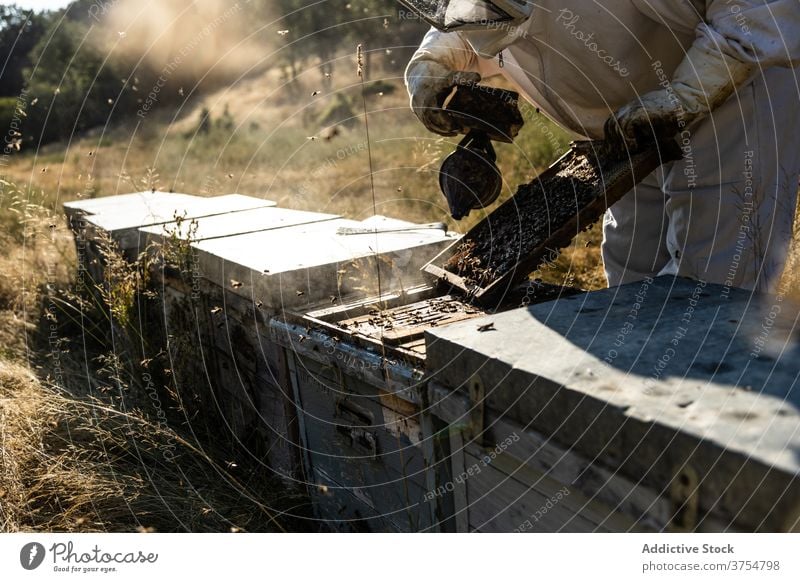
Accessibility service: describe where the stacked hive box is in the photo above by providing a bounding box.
[65,192,800,532]
[425,277,800,532]
[66,191,459,528]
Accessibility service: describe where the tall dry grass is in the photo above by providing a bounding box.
[0,359,305,532]
[0,183,308,532]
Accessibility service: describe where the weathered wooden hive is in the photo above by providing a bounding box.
[65,191,800,532]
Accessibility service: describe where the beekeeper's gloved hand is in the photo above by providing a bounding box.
[604,41,755,153]
[406,60,481,136]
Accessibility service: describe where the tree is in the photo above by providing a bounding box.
[24,18,129,142]
[0,5,48,97]
[267,0,424,84]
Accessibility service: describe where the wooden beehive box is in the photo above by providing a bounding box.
[143,207,459,488]
[425,276,800,532]
[65,191,800,533]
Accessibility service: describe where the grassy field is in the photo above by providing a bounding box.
[4,63,798,531]
[1,64,598,285]
[0,181,309,532]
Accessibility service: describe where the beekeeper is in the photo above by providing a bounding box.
[400,0,800,292]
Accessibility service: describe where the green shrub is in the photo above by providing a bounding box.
[0,97,18,131]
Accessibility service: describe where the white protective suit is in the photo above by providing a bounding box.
[406,1,800,292]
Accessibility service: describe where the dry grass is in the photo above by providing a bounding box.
[0,66,574,230]
[0,182,308,532]
[0,360,305,532]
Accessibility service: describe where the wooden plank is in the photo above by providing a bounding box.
[190,215,458,310]
[64,191,210,220]
[464,452,602,532]
[310,466,403,532]
[448,429,470,533]
[486,415,670,530]
[81,192,275,234]
[399,338,426,356]
[305,283,436,322]
[286,349,314,488]
[293,355,433,531]
[159,276,300,478]
[259,342,302,479]
[78,193,277,254]
[428,381,671,530]
[140,206,340,243]
[336,295,487,345]
[268,317,425,402]
[419,405,442,531]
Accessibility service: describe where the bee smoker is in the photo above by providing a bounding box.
[437,83,524,220]
[439,131,502,220]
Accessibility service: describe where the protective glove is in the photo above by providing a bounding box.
[406,60,481,136]
[604,90,686,153]
[605,41,755,153]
